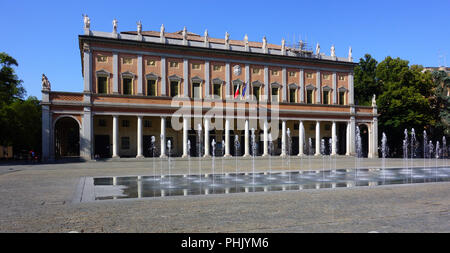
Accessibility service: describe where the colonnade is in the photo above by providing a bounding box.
[108,115,380,158]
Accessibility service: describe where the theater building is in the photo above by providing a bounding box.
[41,17,379,161]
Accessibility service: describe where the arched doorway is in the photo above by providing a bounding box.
[54,117,80,158]
[358,124,369,158]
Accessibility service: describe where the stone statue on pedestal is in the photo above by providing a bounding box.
[42,74,51,91]
[331,44,335,57]
[372,94,376,107]
[316,43,320,55]
[137,21,142,35]
[112,19,118,34]
[83,14,90,29]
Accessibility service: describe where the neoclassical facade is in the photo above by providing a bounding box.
[41,18,379,161]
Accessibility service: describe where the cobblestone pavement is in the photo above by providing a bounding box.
[0,157,449,232]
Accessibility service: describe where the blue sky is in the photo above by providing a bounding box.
[1,0,449,99]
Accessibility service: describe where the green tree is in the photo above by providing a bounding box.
[0,52,25,104]
[354,54,379,105]
[0,53,41,158]
[431,70,450,137]
[375,57,435,157]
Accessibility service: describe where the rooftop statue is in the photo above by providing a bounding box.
[349,46,352,59]
[42,74,51,91]
[83,14,90,29]
[262,36,267,50]
[225,32,230,43]
[160,24,165,35]
[372,94,376,107]
[316,43,320,55]
[331,44,335,57]
[137,21,142,35]
[112,18,118,33]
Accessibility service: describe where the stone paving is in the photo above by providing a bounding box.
[0,157,449,232]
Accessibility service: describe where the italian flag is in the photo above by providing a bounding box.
[234,84,240,99]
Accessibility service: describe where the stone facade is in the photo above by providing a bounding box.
[41,20,379,161]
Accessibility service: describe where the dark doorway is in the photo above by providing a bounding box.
[94,135,110,158]
[54,117,80,158]
[337,123,347,155]
[359,124,369,158]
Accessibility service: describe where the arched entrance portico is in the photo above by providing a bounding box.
[54,116,80,158]
[358,124,369,158]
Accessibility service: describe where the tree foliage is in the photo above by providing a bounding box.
[355,54,437,157]
[0,52,41,157]
[431,70,450,137]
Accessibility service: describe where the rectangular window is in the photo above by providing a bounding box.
[147,80,156,96]
[338,75,345,81]
[294,123,299,130]
[123,58,132,64]
[323,90,329,104]
[306,90,313,104]
[252,68,260,74]
[144,120,152,128]
[339,91,346,105]
[122,78,132,95]
[121,137,130,150]
[147,59,156,66]
[289,89,296,103]
[325,124,331,131]
[271,70,279,76]
[98,119,106,127]
[306,73,313,79]
[213,65,222,71]
[192,63,201,70]
[192,82,201,98]
[170,81,179,97]
[213,83,221,98]
[253,86,260,101]
[97,55,107,62]
[169,61,179,68]
[271,87,279,102]
[289,71,296,77]
[323,74,330,80]
[122,120,130,127]
[97,76,108,94]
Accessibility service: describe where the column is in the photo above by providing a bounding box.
[183,59,189,97]
[161,57,167,96]
[372,117,379,158]
[112,115,119,158]
[348,72,354,105]
[205,61,210,98]
[263,120,269,156]
[182,117,188,158]
[224,118,231,157]
[315,121,321,156]
[331,121,337,155]
[244,119,250,157]
[225,63,230,98]
[204,118,210,157]
[80,107,93,160]
[282,67,287,102]
[350,116,356,155]
[160,117,167,158]
[280,120,286,157]
[83,45,92,92]
[345,121,350,156]
[299,69,304,103]
[368,123,373,158]
[245,64,250,99]
[298,120,304,156]
[332,72,337,104]
[136,116,144,158]
[113,52,119,94]
[264,66,269,101]
[137,55,143,95]
[41,105,51,161]
[316,70,321,104]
